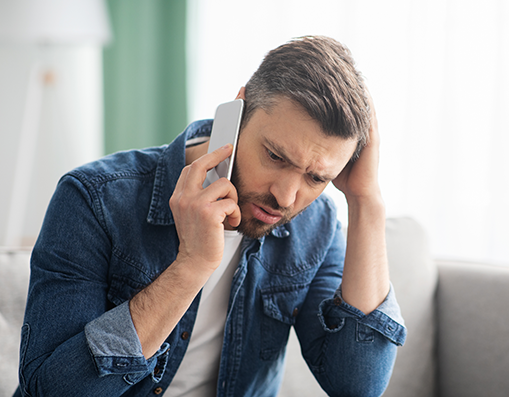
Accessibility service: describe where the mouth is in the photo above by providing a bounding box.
[250,203,283,225]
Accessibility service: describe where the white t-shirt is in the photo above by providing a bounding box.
[164,230,243,396]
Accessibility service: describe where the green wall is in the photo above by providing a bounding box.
[103,0,187,154]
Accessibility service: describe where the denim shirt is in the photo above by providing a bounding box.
[17,120,406,397]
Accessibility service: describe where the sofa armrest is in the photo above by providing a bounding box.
[437,260,509,397]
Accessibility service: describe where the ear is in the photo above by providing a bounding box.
[235,86,246,100]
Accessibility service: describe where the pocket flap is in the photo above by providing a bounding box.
[261,284,309,325]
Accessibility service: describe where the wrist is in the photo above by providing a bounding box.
[172,254,216,288]
[346,191,385,213]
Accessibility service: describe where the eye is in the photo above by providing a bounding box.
[309,174,326,185]
[267,149,284,162]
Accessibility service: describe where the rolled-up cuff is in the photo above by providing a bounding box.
[84,301,170,381]
[318,284,407,346]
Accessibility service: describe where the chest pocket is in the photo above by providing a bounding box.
[260,283,309,361]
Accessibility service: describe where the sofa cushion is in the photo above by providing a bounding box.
[383,217,438,397]
[0,249,31,397]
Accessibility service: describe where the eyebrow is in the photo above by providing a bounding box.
[263,137,336,181]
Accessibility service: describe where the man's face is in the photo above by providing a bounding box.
[231,97,358,239]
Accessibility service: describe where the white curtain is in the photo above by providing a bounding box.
[187,0,509,265]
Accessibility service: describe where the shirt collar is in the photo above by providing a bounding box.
[146,120,213,225]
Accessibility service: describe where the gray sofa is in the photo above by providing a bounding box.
[1,217,509,397]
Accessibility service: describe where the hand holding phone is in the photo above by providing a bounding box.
[203,99,244,188]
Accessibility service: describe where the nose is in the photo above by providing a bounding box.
[269,173,300,209]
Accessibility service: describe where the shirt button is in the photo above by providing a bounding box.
[181,331,190,340]
[153,367,160,375]
[154,387,163,394]
[334,296,342,306]
[292,308,299,317]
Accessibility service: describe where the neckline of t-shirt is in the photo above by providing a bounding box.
[224,229,241,238]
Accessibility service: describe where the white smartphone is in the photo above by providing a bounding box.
[203,99,244,188]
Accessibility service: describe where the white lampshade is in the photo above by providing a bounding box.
[0,0,111,45]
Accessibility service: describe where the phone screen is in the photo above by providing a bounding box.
[203,99,244,188]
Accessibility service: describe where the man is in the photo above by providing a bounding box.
[15,36,405,397]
